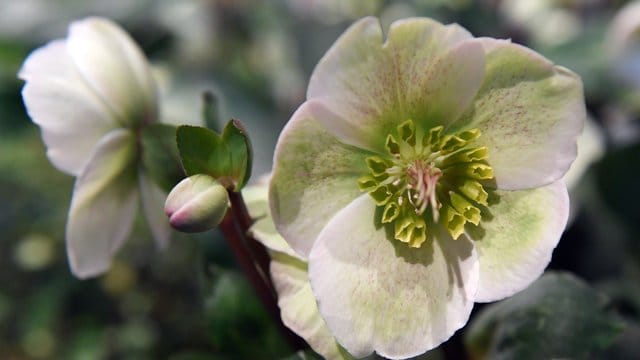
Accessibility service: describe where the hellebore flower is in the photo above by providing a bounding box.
[19,17,171,278]
[270,17,584,359]
[606,1,640,103]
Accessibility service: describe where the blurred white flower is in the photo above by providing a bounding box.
[19,17,172,278]
[0,0,151,42]
[606,1,640,99]
[500,0,582,47]
[564,116,605,190]
[606,1,640,60]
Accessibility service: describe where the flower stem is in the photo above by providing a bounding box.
[227,190,272,286]
[219,190,306,351]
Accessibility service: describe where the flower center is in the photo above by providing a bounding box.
[358,120,494,247]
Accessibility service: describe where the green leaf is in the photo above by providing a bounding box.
[176,120,252,191]
[465,272,623,360]
[203,270,291,359]
[223,119,252,190]
[140,123,184,192]
[596,142,640,228]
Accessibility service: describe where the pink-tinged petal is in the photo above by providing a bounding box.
[308,195,479,359]
[270,101,371,258]
[66,17,157,126]
[66,129,138,278]
[19,40,118,175]
[139,172,172,249]
[460,39,585,190]
[473,181,569,303]
[307,17,483,153]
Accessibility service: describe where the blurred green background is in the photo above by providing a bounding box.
[1,0,640,359]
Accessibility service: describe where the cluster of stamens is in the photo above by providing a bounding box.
[358,119,494,247]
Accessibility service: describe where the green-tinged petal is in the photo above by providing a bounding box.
[472,180,569,303]
[459,38,584,190]
[244,182,297,257]
[243,183,270,220]
[271,252,354,360]
[66,129,138,279]
[19,40,118,176]
[307,17,482,153]
[139,172,171,249]
[66,17,157,126]
[308,195,479,359]
[270,101,370,258]
[245,184,299,258]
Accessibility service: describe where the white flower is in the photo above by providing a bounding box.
[269,17,584,358]
[19,17,171,278]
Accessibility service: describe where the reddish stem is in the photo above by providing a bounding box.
[218,191,306,351]
[227,190,273,284]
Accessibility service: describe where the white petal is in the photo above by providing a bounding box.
[271,252,352,359]
[270,101,370,258]
[66,17,157,126]
[19,40,117,175]
[66,129,138,278]
[139,172,171,249]
[244,184,299,258]
[309,195,479,359]
[461,39,585,190]
[307,17,482,153]
[473,181,569,302]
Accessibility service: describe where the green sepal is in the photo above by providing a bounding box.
[177,119,253,191]
[224,119,253,191]
[139,123,184,192]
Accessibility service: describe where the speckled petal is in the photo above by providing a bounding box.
[473,180,569,303]
[270,101,371,258]
[66,17,157,126]
[19,40,117,175]
[308,195,479,359]
[460,39,585,190]
[66,129,138,279]
[307,17,481,153]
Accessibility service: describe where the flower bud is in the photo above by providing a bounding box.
[165,174,230,232]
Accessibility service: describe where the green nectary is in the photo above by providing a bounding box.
[357,120,494,247]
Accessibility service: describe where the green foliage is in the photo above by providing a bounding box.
[177,120,252,191]
[203,270,291,359]
[596,142,640,228]
[465,272,623,360]
[140,123,185,192]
